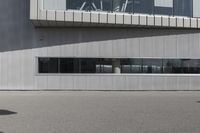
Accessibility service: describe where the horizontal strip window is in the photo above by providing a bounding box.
[38,58,200,74]
[43,0,194,17]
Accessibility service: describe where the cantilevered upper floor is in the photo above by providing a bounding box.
[30,0,200,28]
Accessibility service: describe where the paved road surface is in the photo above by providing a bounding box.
[0,91,200,133]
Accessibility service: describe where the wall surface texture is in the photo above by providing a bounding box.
[1,0,200,90]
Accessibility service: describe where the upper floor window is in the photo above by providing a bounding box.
[67,0,112,11]
[38,58,200,74]
[43,0,195,18]
[174,0,193,17]
[154,0,173,16]
[43,0,66,10]
[113,0,133,13]
[134,0,154,14]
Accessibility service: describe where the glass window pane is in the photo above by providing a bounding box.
[154,0,173,7]
[121,59,131,73]
[188,60,200,73]
[101,59,112,73]
[154,7,173,15]
[142,59,162,73]
[154,0,173,15]
[113,0,133,12]
[60,58,74,73]
[73,58,81,73]
[181,59,190,73]
[44,0,66,10]
[130,59,142,73]
[95,59,102,73]
[174,0,193,17]
[38,58,59,73]
[91,0,112,11]
[193,0,200,18]
[80,58,97,73]
[134,0,154,14]
[38,58,200,74]
[67,0,91,11]
[163,59,182,73]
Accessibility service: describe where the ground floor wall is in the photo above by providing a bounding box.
[1,29,200,90]
[1,0,200,90]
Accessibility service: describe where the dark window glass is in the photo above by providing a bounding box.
[121,59,131,73]
[181,59,191,73]
[163,59,182,73]
[174,0,193,17]
[68,0,113,11]
[73,58,81,73]
[121,59,142,73]
[188,60,200,73]
[80,58,97,73]
[134,0,154,14]
[67,0,91,11]
[154,0,173,15]
[38,58,59,73]
[142,59,162,73]
[91,0,112,11]
[130,59,143,73]
[154,7,173,16]
[60,58,74,73]
[38,58,200,74]
[112,0,133,12]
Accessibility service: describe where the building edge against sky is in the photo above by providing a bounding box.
[1,0,200,90]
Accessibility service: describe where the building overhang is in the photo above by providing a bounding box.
[30,0,200,29]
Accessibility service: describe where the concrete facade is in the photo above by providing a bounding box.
[1,0,200,90]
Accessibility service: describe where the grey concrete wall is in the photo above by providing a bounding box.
[1,0,200,90]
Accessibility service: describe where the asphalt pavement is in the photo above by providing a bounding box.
[0,91,200,133]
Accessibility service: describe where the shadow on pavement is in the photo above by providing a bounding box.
[196,101,200,103]
[0,110,17,115]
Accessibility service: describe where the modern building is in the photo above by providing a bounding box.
[0,0,200,90]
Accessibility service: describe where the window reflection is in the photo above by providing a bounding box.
[67,0,112,11]
[130,59,142,73]
[174,0,193,17]
[142,59,162,73]
[38,58,200,74]
[39,58,59,73]
[121,59,131,73]
[113,0,133,12]
[154,0,173,16]
[163,59,182,73]
[44,0,196,18]
[91,0,112,11]
[134,0,154,14]
[67,0,91,11]
[100,59,113,73]
[188,60,200,73]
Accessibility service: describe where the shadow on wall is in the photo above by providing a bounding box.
[0,109,17,115]
[0,0,200,52]
[35,27,200,47]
